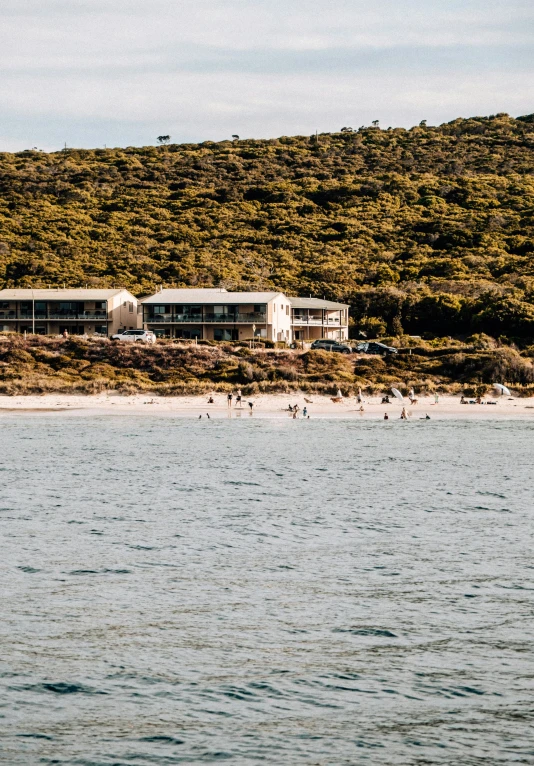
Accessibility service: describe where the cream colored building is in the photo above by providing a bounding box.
[142,289,349,343]
[142,289,292,342]
[0,288,139,336]
[289,297,349,342]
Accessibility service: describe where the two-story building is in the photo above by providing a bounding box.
[0,288,139,336]
[289,297,349,342]
[141,289,292,342]
[141,289,349,343]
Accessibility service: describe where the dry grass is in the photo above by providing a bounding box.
[0,335,532,396]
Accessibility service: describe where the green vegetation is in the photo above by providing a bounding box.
[1,336,532,397]
[1,113,533,341]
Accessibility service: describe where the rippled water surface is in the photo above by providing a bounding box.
[1,415,533,765]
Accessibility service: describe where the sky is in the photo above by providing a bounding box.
[0,0,533,151]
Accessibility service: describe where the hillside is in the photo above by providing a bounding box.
[1,113,534,340]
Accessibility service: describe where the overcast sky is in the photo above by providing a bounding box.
[1,0,533,151]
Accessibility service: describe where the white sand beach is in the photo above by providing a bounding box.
[0,392,533,419]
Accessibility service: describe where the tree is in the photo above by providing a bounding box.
[232,135,240,141]
[340,127,353,133]
[157,135,171,145]
[371,120,380,128]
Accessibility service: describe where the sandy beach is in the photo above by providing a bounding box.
[0,392,533,419]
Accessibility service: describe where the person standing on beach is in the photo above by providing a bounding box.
[434,393,439,404]
[248,401,254,412]
[235,389,242,408]
[227,393,233,408]
[400,407,407,420]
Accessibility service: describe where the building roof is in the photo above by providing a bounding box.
[288,296,349,309]
[0,288,133,301]
[142,289,284,305]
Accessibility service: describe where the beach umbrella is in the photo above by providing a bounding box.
[494,383,511,396]
[391,387,404,401]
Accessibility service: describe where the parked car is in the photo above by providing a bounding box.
[111,329,156,344]
[355,341,397,356]
[311,339,352,354]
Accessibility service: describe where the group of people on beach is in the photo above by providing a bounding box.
[286,403,309,419]
[205,390,255,411]
[226,390,254,410]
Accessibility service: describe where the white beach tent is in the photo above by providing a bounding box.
[494,383,511,396]
[336,389,343,399]
[391,387,404,402]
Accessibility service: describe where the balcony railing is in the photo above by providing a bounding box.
[146,312,267,324]
[41,313,109,320]
[292,316,342,326]
[4,312,109,321]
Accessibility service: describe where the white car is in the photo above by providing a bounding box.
[111,329,156,344]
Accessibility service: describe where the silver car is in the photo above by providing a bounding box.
[111,329,156,344]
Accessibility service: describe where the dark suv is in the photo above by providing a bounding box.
[355,341,397,356]
[311,339,352,354]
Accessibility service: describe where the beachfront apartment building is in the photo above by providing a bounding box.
[290,297,349,342]
[141,289,292,342]
[141,289,349,343]
[0,288,139,336]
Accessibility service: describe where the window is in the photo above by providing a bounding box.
[59,302,78,313]
[286,305,289,316]
[153,305,170,314]
[182,305,202,317]
[128,302,134,313]
[213,305,236,316]
[176,328,201,339]
[214,328,238,341]
[95,302,106,310]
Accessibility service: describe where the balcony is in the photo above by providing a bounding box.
[292,315,342,326]
[146,312,267,324]
[9,312,109,321]
[46,313,109,321]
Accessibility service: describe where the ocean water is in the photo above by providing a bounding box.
[1,415,533,765]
